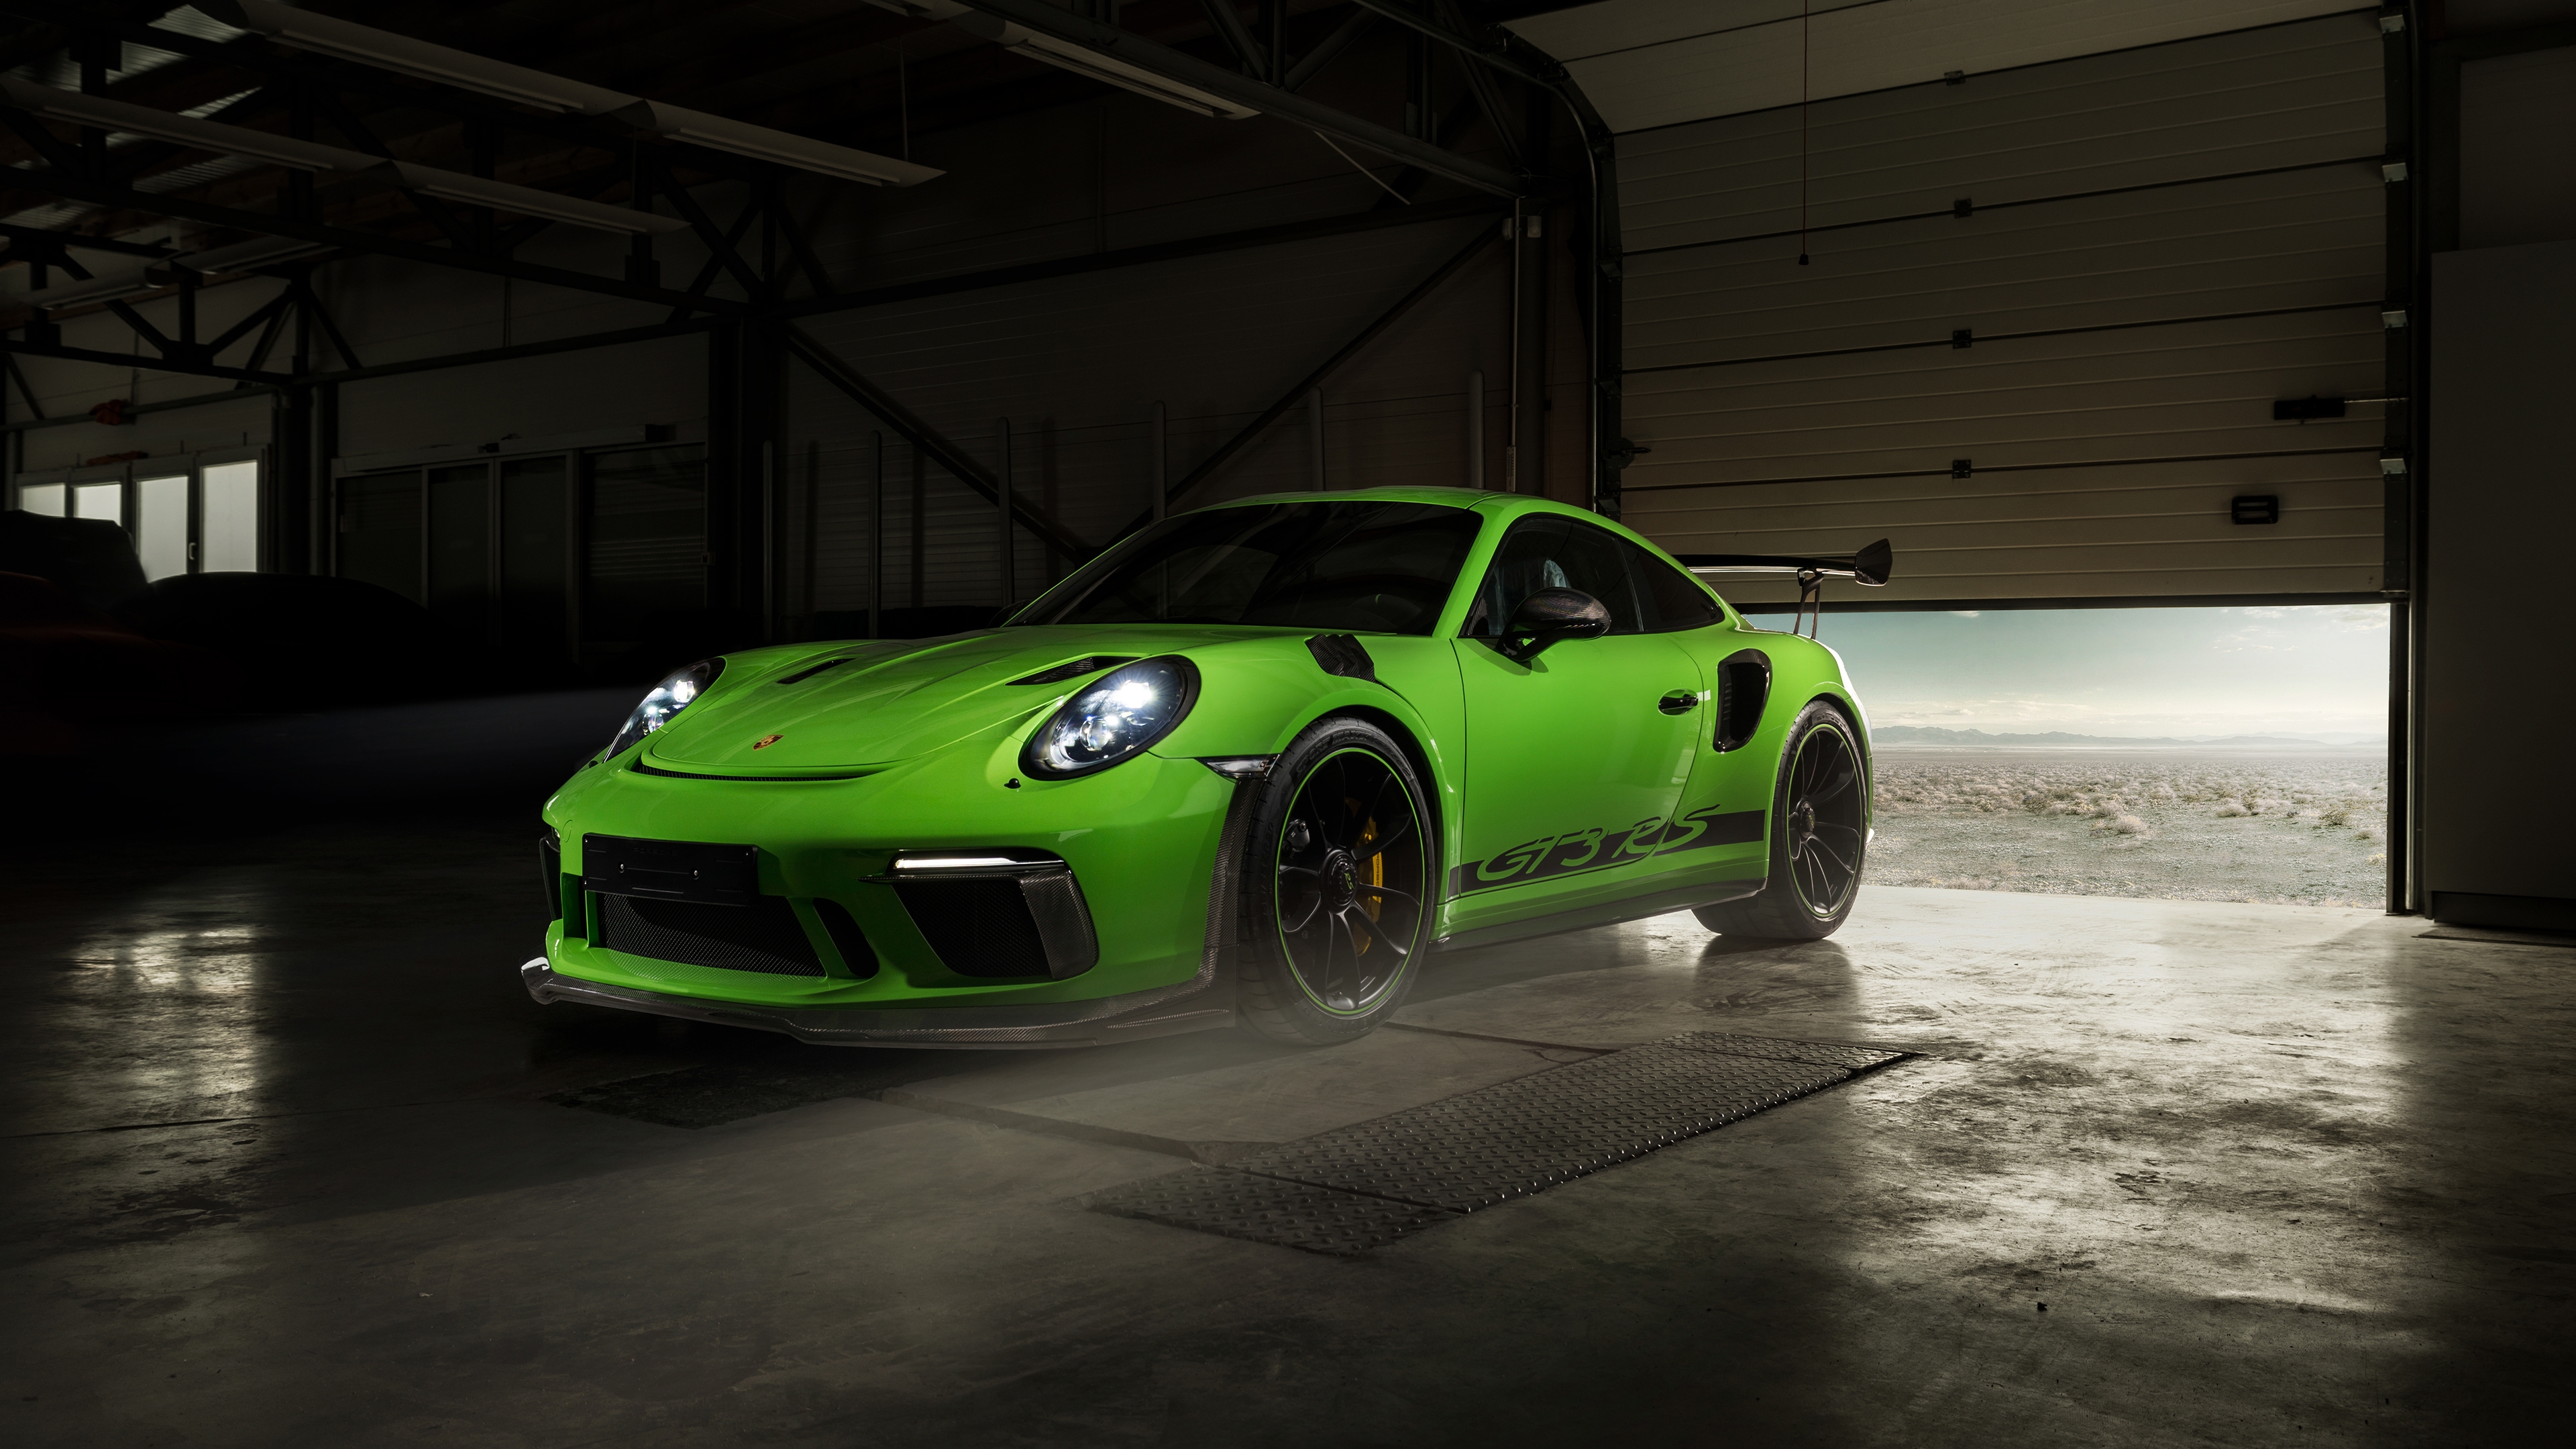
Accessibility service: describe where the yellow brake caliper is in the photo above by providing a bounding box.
[1353,812,1383,953]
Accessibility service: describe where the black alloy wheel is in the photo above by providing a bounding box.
[1237,718,1434,1044]
[1692,700,1869,941]
[1783,719,1866,918]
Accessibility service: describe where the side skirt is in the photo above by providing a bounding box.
[1429,876,1765,955]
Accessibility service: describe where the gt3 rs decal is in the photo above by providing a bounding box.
[1446,805,1765,897]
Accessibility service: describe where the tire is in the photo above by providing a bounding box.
[1693,699,1868,941]
[1234,717,1437,1046]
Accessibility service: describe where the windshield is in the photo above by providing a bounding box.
[1012,500,1484,634]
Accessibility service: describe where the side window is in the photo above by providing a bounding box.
[1621,540,1725,632]
[1463,517,1644,636]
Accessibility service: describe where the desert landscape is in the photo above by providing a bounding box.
[1862,746,2390,906]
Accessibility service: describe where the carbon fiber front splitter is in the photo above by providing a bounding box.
[519,958,1232,1050]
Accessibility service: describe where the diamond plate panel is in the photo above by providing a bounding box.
[1088,1167,1456,1255]
[1665,1033,1907,1071]
[1227,1044,1851,1212]
[1081,1032,1906,1252]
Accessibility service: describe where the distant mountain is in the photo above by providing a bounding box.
[1873,727,2384,750]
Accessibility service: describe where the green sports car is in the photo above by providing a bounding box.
[521,488,1877,1049]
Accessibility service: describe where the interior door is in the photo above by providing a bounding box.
[1450,516,1707,906]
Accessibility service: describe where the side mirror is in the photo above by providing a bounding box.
[1497,587,1611,663]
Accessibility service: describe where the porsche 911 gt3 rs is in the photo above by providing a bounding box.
[521,488,1878,1049]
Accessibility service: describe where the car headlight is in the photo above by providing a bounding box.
[1022,656,1199,779]
[604,659,724,759]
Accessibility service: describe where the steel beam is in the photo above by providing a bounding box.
[949,0,1535,198]
[0,156,746,314]
[1,197,1506,470]
[0,336,270,382]
[1285,9,1379,92]
[1106,215,1503,537]
[784,325,1093,563]
[779,193,1497,322]
[1197,0,1270,76]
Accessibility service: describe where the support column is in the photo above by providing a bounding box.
[706,322,741,621]
[273,384,312,574]
[709,317,786,641]
[1509,209,1550,496]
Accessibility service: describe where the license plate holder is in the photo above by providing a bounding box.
[582,834,759,906]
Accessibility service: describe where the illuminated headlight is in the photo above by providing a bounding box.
[1022,657,1198,779]
[604,658,724,759]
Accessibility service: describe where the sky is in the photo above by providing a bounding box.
[1761,604,2393,740]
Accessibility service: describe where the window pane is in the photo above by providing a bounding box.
[1464,517,1644,636]
[339,470,422,603]
[1018,500,1481,635]
[137,475,190,580]
[17,483,64,516]
[585,445,706,641]
[1623,539,1723,633]
[72,482,123,526]
[201,460,260,572]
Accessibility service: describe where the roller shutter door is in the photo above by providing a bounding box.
[1611,13,2390,606]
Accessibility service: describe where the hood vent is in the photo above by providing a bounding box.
[1010,655,1138,688]
[774,655,857,686]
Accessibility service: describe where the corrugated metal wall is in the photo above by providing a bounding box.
[1613,12,2390,606]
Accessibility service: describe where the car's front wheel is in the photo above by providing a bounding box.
[1234,717,1435,1046]
[1694,699,1868,941]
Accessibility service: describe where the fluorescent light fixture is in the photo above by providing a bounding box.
[207,0,629,113]
[1,74,353,170]
[610,101,941,188]
[949,14,1260,120]
[360,160,683,235]
[0,76,684,236]
[180,234,336,273]
[25,266,157,310]
[205,0,942,186]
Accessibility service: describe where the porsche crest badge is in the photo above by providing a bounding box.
[752,734,784,750]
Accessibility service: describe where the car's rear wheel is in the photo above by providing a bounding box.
[1235,718,1434,1046]
[1693,700,1868,941]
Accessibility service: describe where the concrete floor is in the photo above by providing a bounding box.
[4,813,2569,1447]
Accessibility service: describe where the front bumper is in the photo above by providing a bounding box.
[521,957,1233,1049]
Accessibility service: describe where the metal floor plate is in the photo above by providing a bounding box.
[1085,1031,1904,1254]
[1088,1169,1460,1254]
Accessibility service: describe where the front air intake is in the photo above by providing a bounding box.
[596,894,825,977]
[892,859,1099,980]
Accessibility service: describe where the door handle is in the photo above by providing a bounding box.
[1658,690,1699,715]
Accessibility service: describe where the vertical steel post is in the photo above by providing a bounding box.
[2387,3,2425,914]
[1505,204,1523,492]
[1467,369,1485,488]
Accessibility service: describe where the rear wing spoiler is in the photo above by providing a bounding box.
[1672,539,1892,639]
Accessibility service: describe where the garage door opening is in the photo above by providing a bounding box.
[1768,604,2393,908]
